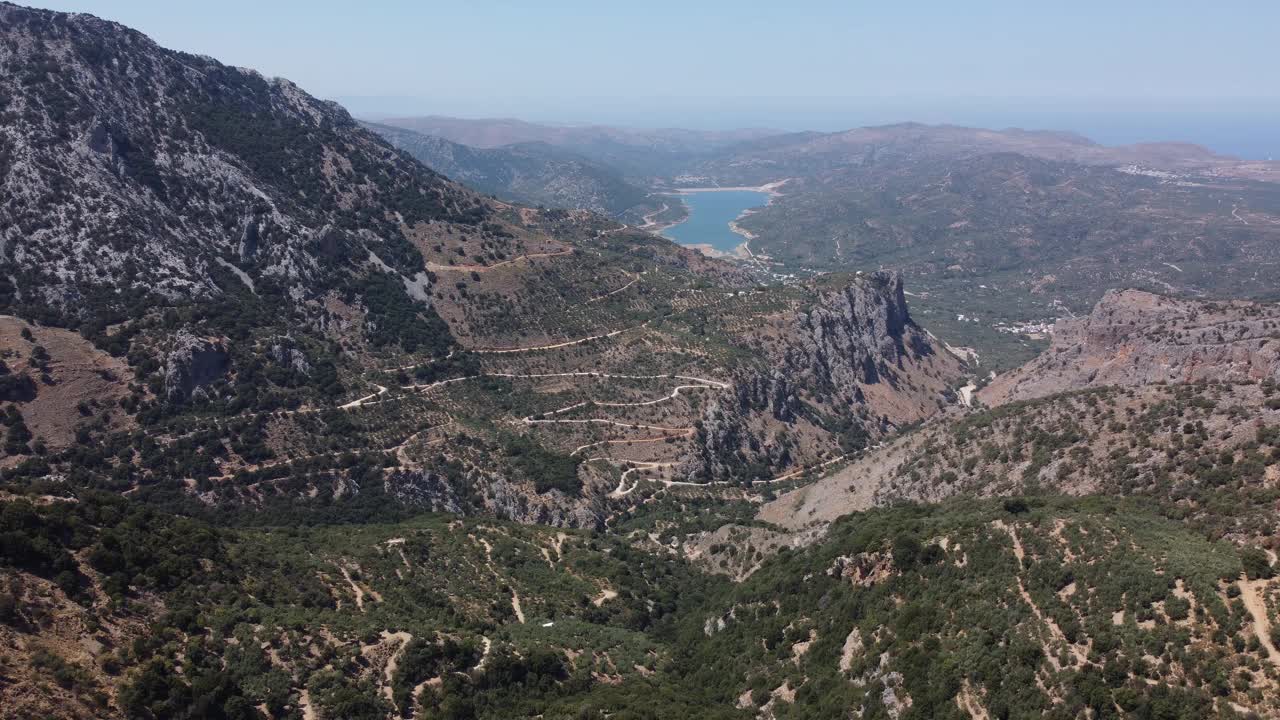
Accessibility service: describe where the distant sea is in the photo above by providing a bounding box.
[759,109,1280,161]
[340,97,1280,161]
[1016,112,1280,161]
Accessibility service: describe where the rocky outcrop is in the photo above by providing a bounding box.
[827,551,895,588]
[385,467,603,529]
[682,272,962,482]
[981,289,1280,405]
[238,214,262,262]
[779,272,926,402]
[268,337,311,376]
[162,332,230,403]
[479,473,603,529]
[383,469,466,515]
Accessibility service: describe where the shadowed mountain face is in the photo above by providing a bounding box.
[364,122,662,223]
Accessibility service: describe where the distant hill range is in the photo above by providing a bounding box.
[687,122,1280,186]
[371,114,781,177]
[364,121,663,223]
[675,122,1280,365]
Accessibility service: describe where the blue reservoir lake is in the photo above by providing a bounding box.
[662,190,770,253]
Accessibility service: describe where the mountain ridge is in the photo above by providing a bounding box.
[364,121,662,223]
[374,114,783,177]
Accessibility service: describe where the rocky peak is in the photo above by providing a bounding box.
[682,272,962,482]
[784,271,922,401]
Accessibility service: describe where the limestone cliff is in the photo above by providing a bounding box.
[682,272,963,482]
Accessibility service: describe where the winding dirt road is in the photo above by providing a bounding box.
[1239,577,1280,666]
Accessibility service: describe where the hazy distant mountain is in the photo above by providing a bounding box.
[364,122,662,222]
[688,123,1280,346]
[687,122,1278,187]
[374,114,783,176]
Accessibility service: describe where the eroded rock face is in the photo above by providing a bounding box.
[238,215,261,262]
[268,337,311,376]
[827,551,894,588]
[385,468,604,529]
[682,272,961,482]
[383,470,466,515]
[780,272,922,402]
[981,289,1280,405]
[162,332,230,403]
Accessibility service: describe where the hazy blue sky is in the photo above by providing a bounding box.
[24,1,1280,155]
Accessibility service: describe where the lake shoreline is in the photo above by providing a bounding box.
[668,178,789,196]
[658,179,787,258]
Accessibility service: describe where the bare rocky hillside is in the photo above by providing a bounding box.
[0,2,496,328]
[682,271,963,482]
[982,289,1280,405]
[761,289,1280,538]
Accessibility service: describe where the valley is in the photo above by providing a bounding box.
[2,2,1280,719]
[377,116,1280,370]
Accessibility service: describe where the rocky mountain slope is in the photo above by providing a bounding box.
[760,288,1280,538]
[0,2,501,332]
[9,487,1278,719]
[364,122,663,223]
[696,496,1280,719]
[982,289,1280,404]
